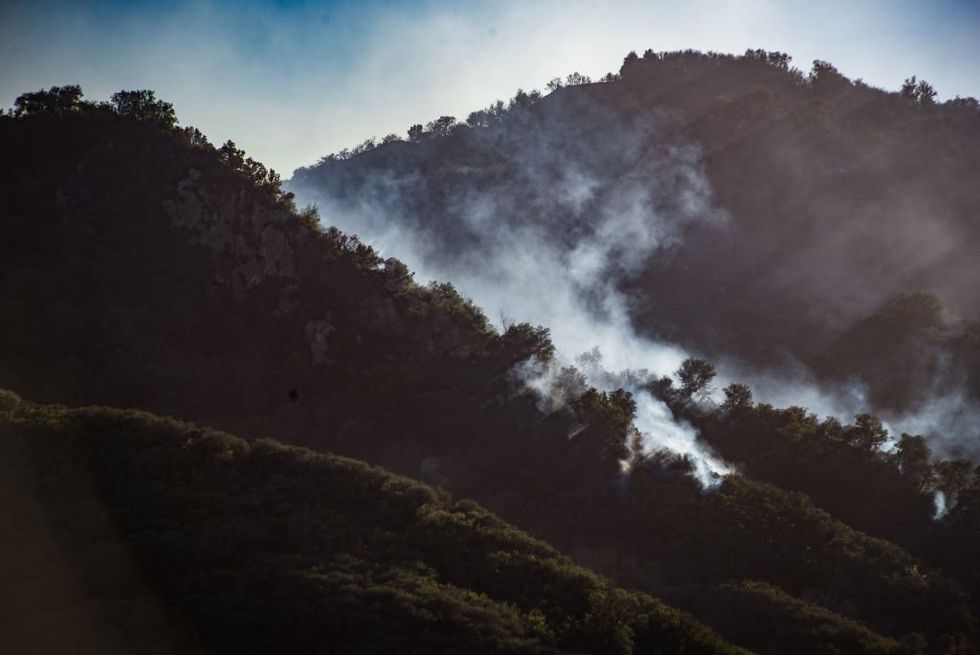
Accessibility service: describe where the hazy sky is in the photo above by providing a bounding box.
[3,0,979,174]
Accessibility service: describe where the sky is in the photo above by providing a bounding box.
[2,0,979,175]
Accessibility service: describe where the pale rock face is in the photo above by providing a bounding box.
[164,168,295,292]
[304,317,336,365]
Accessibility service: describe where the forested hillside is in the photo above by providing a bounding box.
[1,81,978,653]
[1,390,744,654]
[290,49,980,449]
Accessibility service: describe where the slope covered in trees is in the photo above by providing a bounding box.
[289,48,980,446]
[0,390,742,654]
[1,85,978,652]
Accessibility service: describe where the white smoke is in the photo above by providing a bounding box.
[291,112,734,485]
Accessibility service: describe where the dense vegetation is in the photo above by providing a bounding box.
[1,77,978,652]
[290,48,980,427]
[0,390,742,654]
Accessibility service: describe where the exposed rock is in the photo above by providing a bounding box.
[164,168,295,292]
[304,315,336,365]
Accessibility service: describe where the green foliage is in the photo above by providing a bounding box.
[570,388,637,465]
[0,393,741,654]
[419,281,496,340]
[690,581,902,654]
[217,139,287,199]
[846,413,890,451]
[676,357,717,399]
[721,383,753,413]
[896,434,933,491]
[500,323,555,363]
[3,84,979,653]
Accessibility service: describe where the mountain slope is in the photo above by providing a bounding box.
[1,89,977,652]
[289,48,980,429]
[0,389,744,654]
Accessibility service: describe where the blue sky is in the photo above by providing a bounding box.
[2,0,979,174]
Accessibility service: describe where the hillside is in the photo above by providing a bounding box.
[289,48,980,446]
[1,85,979,653]
[0,390,743,654]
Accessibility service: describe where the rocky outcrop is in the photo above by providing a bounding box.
[164,168,295,293]
[304,315,336,365]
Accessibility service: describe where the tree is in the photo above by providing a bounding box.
[721,383,753,413]
[13,85,84,117]
[407,124,425,142]
[901,76,919,100]
[426,116,457,138]
[819,416,844,441]
[934,459,975,504]
[181,126,211,149]
[551,366,587,404]
[508,89,540,112]
[676,358,716,399]
[565,72,591,86]
[500,323,555,363]
[895,433,933,491]
[901,76,937,105]
[745,49,791,70]
[218,140,283,197]
[915,79,937,105]
[620,51,640,75]
[110,89,177,128]
[571,388,636,466]
[809,60,848,93]
[845,413,889,451]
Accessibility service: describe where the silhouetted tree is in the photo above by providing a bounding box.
[508,89,540,112]
[676,358,716,399]
[901,76,918,100]
[721,383,753,413]
[809,60,849,93]
[500,323,555,363]
[110,89,177,128]
[895,433,933,491]
[407,124,425,142]
[845,413,888,451]
[915,79,937,105]
[565,72,591,85]
[13,85,84,117]
[818,416,845,441]
[218,140,283,197]
[571,388,636,465]
[620,50,640,76]
[181,126,211,149]
[426,116,457,138]
[935,459,975,505]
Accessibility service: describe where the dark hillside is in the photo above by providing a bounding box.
[1,88,978,652]
[289,49,980,425]
[0,390,743,654]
